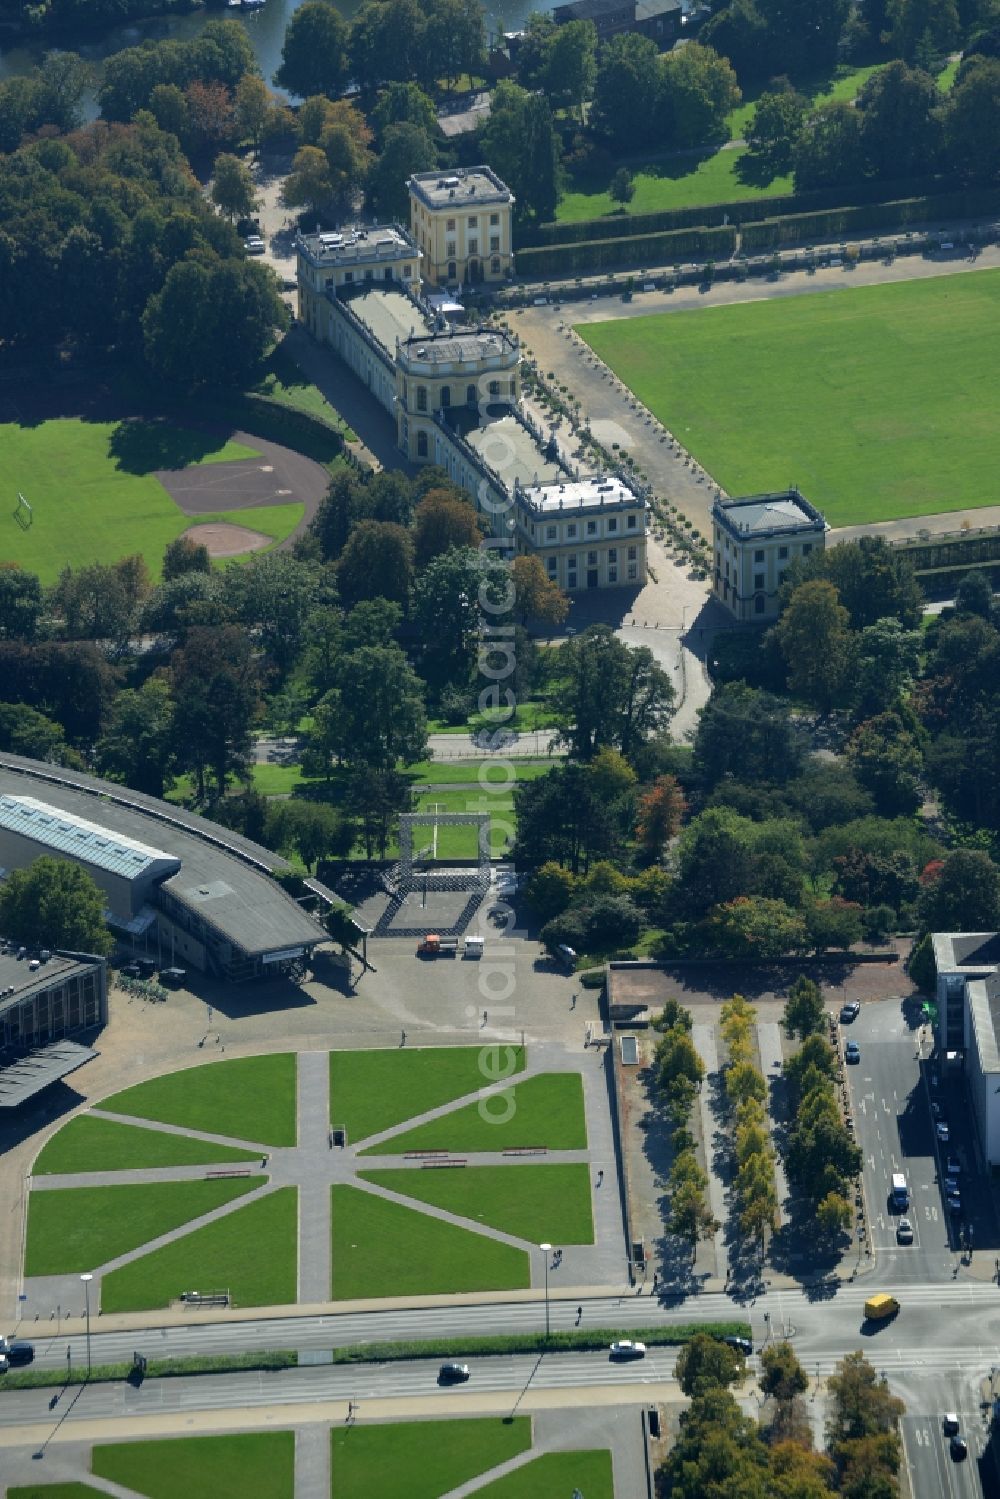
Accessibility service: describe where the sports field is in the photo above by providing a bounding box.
[0,418,300,582]
[579,270,1000,526]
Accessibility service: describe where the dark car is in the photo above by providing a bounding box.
[120,963,141,979]
[840,1001,861,1022]
[845,1041,861,1064]
[722,1335,753,1355]
[7,1341,34,1366]
[950,1434,968,1461]
[438,1362,470,1383]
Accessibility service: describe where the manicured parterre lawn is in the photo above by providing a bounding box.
[33,1116,260,1175]
[0,418,260,583]
[330,1046,526,1141]
[361,1163,595,1244]
[25,1179,256,1275]
[102,1054,297,1146]
[473,1450,615,1498]
[101,1187,296,1312]
[364,1072,587,1154]
[408,759,554,785]
[579,270,1000,526]
[331,1418,531,1499]
[331,1184,530,1297]
[92,1432,294,1499]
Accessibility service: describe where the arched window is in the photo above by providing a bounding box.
[441,386,451,408]
[417,431,428,457]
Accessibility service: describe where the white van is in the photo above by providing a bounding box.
[890,1172,909,1210]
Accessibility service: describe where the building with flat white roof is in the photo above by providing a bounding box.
[408,167,514,287]
[515,476,648,590]
[712,488,828,621]
[932,932,1000,1164]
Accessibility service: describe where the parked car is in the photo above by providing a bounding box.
[936,1121,950,1142]
[609,1340,646,1359]
[244,235,265,255]
[438,1362,470,1383]
[947,1192,962,1216]
[845,1041,861,1064]
[896,1218,914,1244]
[930,1100,944,1119]
[840,1001,861,1022]
[943,1175,960,1196]
[946,1154,961,1177]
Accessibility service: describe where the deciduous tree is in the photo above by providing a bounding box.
[0,856,113,955]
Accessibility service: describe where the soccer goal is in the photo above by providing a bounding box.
[12,491,32,530]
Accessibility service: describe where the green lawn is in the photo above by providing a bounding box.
[408,759,554,785]
[33,1116,261,1175]
[330,1046,526,1141]
[101,1187,297,1312]
[92,1432,294,1499]
[0,418,262,583]
[101,1054,297,1146]
[25,1179,257,1275]
[557,62,912,224]
[331,1184,530,1297]
[255,347,358,441]
[426,701,563,734]
[202,502,304,553]
[361,1163,594,1244]
[363,1072,587,1154]
[331,1418,531,1499]
[579,270,1000,526]
[473,1450,614,1498]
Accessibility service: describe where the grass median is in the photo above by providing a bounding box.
[0,1321,751,1390]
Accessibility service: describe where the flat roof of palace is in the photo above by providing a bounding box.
[408,167,513,210]
[348,286,433,350]
[518,476,643,513]
[465,414,563,491]
[0,795,179,881]
[400,328,515,364]
[714,489,826,537]
[296,224,419,267]
[0,758,326,958]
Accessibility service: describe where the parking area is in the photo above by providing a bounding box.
[842,998,1000,1283]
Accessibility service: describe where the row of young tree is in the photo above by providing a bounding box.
[652,999,718,1251]
[662,1334,905,1498]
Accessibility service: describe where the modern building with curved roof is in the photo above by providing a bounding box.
[0,755,328,983]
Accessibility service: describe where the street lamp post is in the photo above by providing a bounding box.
[540,1243,552,1341]
[80,1273,93,1377]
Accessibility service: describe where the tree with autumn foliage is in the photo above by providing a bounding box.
[413,489,484,568]
[511,554,569,628]
[636,773,686,861]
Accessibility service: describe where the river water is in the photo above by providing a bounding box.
[0,0,553,117]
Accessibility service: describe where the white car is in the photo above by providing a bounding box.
[936,1121,950,1143]
[610,1340,646,1359]
[244,235,265,255]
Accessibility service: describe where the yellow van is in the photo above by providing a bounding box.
[864,1293,900,1321]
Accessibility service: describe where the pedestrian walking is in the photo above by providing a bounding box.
[483,1009,488,1026]
[401,1029,406,1046]
[261,1155,267,1169]
[596,1169,603,1187]
[576,1306,583,1324]
[570,992,577,1010]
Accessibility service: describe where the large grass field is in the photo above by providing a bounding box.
[33,1116,260,1175]
[9,1488,106,1498]
[363,1072,587,1154]
[331,1418,531,1499]
[579,270,1000,526]
[102,1054,297,1147]
[474,1450,615,1498]
[361,1164,595,1244]
[331,1184,529,1297]
[0,418,281,583]
[101,1186,296,1312]
[92,1432,294,1499]
[330,1046,526,1141]
[25,1178,256,1275]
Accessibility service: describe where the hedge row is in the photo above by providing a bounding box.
[740,183,1000,251]
[521,172,952,247]
[182,390,349,469]
[517,224,736,277]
